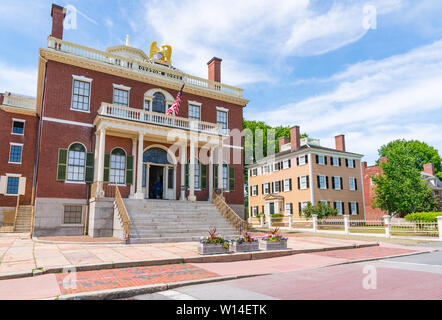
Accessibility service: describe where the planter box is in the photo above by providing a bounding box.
[259,240,288,251]
[230,241,259,252]
[198,243,230,255]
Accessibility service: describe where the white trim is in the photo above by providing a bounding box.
[10,142,24,146]
[42,117,94,127]
[72,75,93,82]
[188,100,202,107]
[216,106,229,112]
[9,143,23,164]
[6,173,22,177]
[64,181,86,185]
[223,144,243,150]
[12,118,26,123]
[308,154,314,203]
[11,118,25,135]
[113,83,131,91]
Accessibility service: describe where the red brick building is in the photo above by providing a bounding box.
[0,4,248,237]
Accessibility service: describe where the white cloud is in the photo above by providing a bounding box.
[0,62,37,97]
[248,40,442,163]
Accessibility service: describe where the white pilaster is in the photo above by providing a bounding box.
[97,128,106,196]
[134,133,144,199]
[217,145,223,190]
[208,146,214,202]
[180,144,186,200]
[188,139,196,201]
[130,138,136,197]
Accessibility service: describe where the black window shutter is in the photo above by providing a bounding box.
[297,177,300,189]
[348,202,351,214]
[290,203,293,215]
[288,159,291,168]
[296,157,299,165]
[271,182,274,193]
[229,166,235,191]
[345,159,348,167]
[316,155,319,163]
[332,177,335,189]
[289,178,292,191]
[103,154,110,183]
[125,155,133,185]
[56,148,68,182]
[355,178,358,190]
[340,177,343,190]
[353,160,356,168]
[201,164,207,190]
[262,184,264,194]
[342,202,345,215]
[298,202,301,214]
[338,158,341,166]
[305,155,309,163]
[317,175,320,188]
[326,176,329,189]
[325,156,328,165]
[213,164,218,188]
[306,175,310,188]
[185,163,189,188]
[356,202,359,214]
[333,201,336,209]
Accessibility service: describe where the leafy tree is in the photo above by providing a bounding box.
[372,142,438,216]
[378,139,442,180]
[300,201,338,219]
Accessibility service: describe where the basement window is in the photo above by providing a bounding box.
[63,205,83,224]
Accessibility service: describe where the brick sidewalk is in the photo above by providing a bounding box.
[311,246,418,260]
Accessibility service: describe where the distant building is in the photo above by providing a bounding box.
[247,126,365,221]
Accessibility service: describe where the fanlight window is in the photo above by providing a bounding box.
[143,147,172,164]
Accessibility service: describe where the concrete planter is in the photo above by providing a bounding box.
[259,240,288,251]
[198,243,230,255]
[230,241,259,252]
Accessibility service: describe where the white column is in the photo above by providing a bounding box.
[130,138,136,197]
[180,144,186,200]
[97,128,106,197]
[437,216,442,241]
[208,146,214,202]
[344,214,350,235]
[188,139,196,201]
[312,214,318,232]
[383,215,391,238]
[217,144,223,190]
[134,133,144,199]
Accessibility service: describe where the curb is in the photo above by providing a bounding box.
[0,242,379,281]
[55,273,268,300]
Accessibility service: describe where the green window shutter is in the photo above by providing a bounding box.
[85,152,94,183]
[126,155,134,185]
[103,154,110,183]
[185,163,189,188]
[229,166,235,192]
[214,164,218,188]
[56,148,68,181]
[201,164,207,190]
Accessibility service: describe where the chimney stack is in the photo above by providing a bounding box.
[207,57,222,83]
[290,126,301,151]
[423,163,435,176]
[278,137,289,152]
[361,161,367,169]
[335,134,346,151]
[51,4,66,40]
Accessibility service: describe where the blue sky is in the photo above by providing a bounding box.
[1,0,442,164]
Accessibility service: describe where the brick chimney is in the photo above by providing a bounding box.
[207,57,222,82]
[423,163,435,176]
[290,126,300,151]
[335,134,346,151]
[0,93,4,105]
[51,4,66,40]
[361,161,367,169]
[278,137,289,151]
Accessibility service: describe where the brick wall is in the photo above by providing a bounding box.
[362,162,386,220]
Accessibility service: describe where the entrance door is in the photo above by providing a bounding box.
[149,165,164,199]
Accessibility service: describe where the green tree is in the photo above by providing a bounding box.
[372,142,438,216]
[300,201,338,219]
[378,139,442,180]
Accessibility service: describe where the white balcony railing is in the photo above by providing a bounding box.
[47,37,244,99]
[2,92,36,110]
[98,103,223,136]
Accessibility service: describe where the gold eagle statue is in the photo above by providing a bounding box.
[148,41,172,64]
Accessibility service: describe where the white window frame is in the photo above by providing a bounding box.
[5,175,20,196]
[188,103,201,121]
[350,201,358,215]
[9,142,23,164]
[285,203,293,216]
[349,177,356,191]
[263,165,270,174]
[298,155,306,166]
[216,108,228,135]
[66,143,87,183]
[110,148,126,186]
[331,157,340,166]
[251,206,258,217]
[319,175,327,189]
[335,201,343,215]
[317,155,325,165]
[347,159,355,168]
[282,159,290,169]
[251,185,258,196]
[112,84,131,107]
[273,181,281,193]
[11,118,25,135]
[299,201,309,215]
[300,176,308,190]
[263,182,270,195]
[333,176,342,190]
[283,178,291,192]
[71,75,92,113]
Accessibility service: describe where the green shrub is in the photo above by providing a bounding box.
[271,213,284,218]
[404,212,441,223]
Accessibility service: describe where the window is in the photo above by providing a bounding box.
[370,176,376,186]
[298,176,309,189]
[110,148,126,185]
[168,167,174,189]
[263,183,270,195]
[63,205,82,224]
[299,201,308,215]
[72,80,91,111]
[262,165,270,174]
[273,162,281,171]
[194,159,201,189]
[144,99,150,111]
[6,176,19,195]
[250,168,258,177]
[285,203,293,216]
[349,202,358,215]
[217,110,228,135]
[349,177,357,191]
[331,157,341,166]
[346,159,355,168]
[9,144,23,163]
[222,164,228,190]
[113,88,129,107]
[188,104,200,120]
[334,201,344,215]
[282,159,291,169]
[269,202,275,214]
[318,175,328,189]
[251,206,258,217]
[12,120,25,135]
[316,155,326,165]
[273,181,281,193]
[67,143,86,182]
[152,92,166,113]
[283,178,292,192]
[298,155,307,166]
[332,176,342,190]
[251,185,258,196]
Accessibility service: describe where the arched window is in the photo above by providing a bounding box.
[67,143,86,182]
[143,147,172,164]
[110,148,126,184]
[152,92,166,113]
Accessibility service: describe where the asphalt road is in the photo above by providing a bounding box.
[133,246,442,300]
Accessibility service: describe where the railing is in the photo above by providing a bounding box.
[349,220,385,234]
[114,185,131,240]
[13,195,20,232]
[391,221,439,237]
[2,92,36,110]
[212,189,247,233]
[47,36,244,99]
[98,103,223,136]
[317,219,345,231]
[90,181,116,198]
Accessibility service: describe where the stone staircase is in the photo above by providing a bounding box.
[14,205,32,233]
[123,199,239,243]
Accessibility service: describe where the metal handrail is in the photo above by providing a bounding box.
[13,195,20,231]
[114,185,131,240]
[212,189,247,233]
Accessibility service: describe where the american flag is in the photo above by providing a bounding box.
[166,84,184,116]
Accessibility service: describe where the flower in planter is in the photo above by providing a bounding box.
[231,228,258,244]
[261,227,288,242]
[200,226,230,250]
